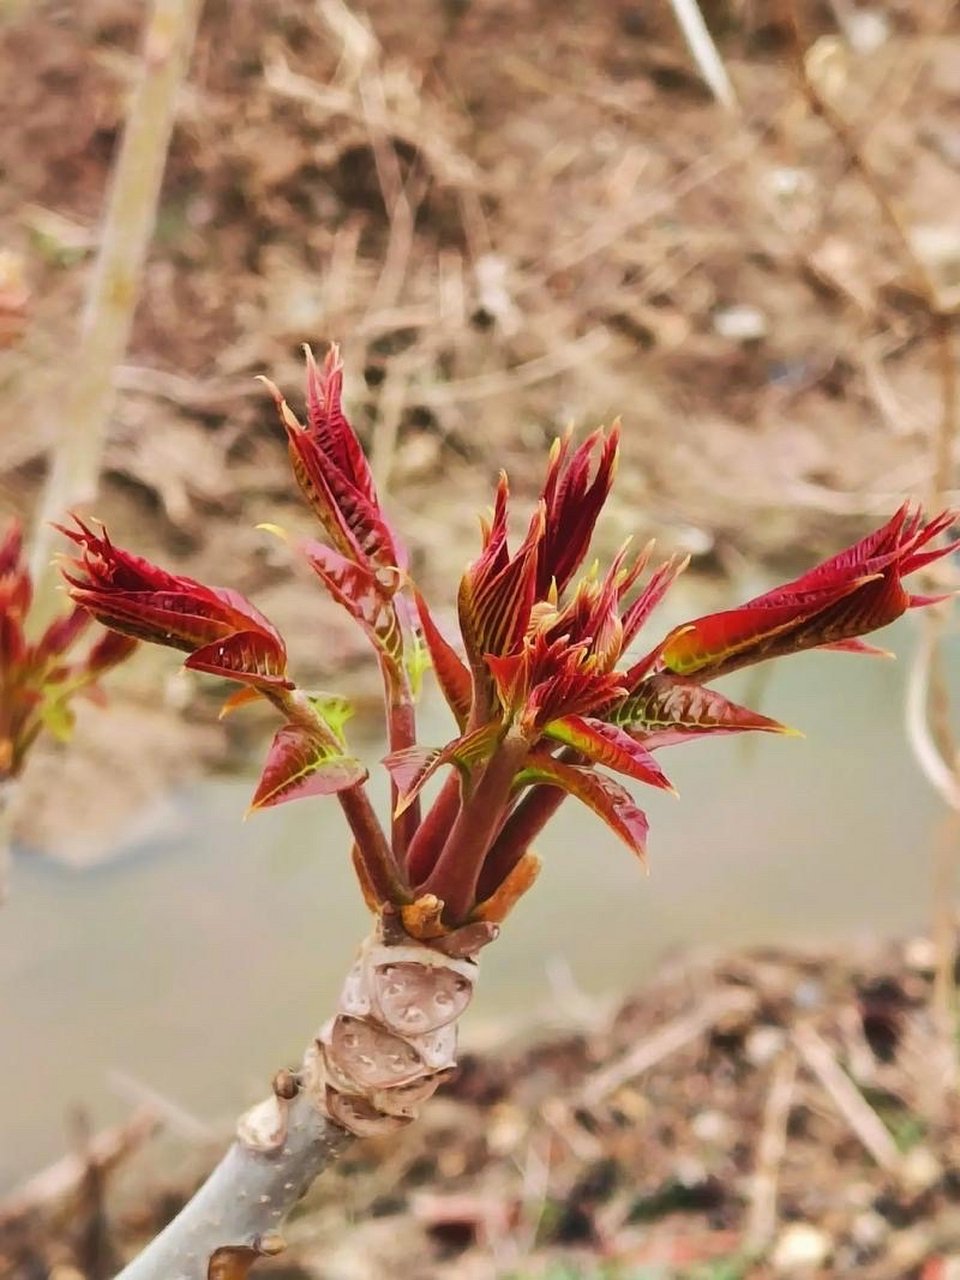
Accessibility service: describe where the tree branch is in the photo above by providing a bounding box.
[113,922,485,1280]
[115,1094,351,1280]
[29,0,204,628]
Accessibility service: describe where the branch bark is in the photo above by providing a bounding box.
[114,919,486,1280]
[29,0,204,627]
[0,779,14,906]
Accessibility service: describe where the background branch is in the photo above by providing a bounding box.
[789,0,960,1046]
[28,0,203,627]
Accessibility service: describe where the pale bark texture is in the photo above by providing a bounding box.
[30,0,203,625]
[0,779,12,904]
[115,921,483,1280]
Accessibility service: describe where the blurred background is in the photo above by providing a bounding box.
[3,2,960,1277]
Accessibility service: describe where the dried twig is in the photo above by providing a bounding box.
[667,0,739,112]
[580,987,756,1108]
[422,328,611,408]
[793,1023,901,1171]
[108,1069,217,1144]
[0,1107,159,1228]
[743,1051,797,1256]
[29,0,204,625]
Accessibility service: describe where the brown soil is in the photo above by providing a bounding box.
[2,0,959,856]
[5,936,960,1279]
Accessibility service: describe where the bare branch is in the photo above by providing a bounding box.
[793,1024,901,1172]
[667,0,739,112]
[29,0,204,626]
[114,925,485,1279]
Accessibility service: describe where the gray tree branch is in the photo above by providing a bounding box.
[114,922,486,1279]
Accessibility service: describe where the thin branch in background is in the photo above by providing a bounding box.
[28,0,204,627]
[0,1108,159,1229]
[793,1024,902,1172]
[579,987,757,1109]
[905,625,960,811]
[743,1051,797,1257]
[789,1,960,1052]
[667,0,740,113]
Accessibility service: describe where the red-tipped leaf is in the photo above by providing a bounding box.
[538,424,620,595]
[299,538,404,673]
[543,714,676,792]
[185,631,293,689]
[414,589,472,731]
[516,755,649,862]
[658,507,958,680]
[612,671,796,748]
[249,722,366,811]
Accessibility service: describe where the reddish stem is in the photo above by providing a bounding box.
[338,784,409,904]
[387,686,420,859]
[421,735,529,923]
[272,685,407,903]
[405,770,463,887]
[476,781,566,900]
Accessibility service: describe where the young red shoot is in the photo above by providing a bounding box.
[61,348,958,935]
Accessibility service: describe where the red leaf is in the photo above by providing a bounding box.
[249,722,366,811]
[0,610,25,668]
[36,605,90,660]
[263,354,406,572]
[538,424,620,595]
[817,637,893,657]
[657,507,958,680]
[218,686,262,719]
[414,590,472,730]
[620,554,689,650]
[304,344,378,507]
[384,722,500,815]
[612,672,797,748]
[516,755,649,861]
[60,519,287,664]
[184,631,293,689]
[544,715,676,792]
[83,629,138,676]
[0,519,22,577]
[659,579,866,679]
[300,538,404,672]
[459,483,544,668]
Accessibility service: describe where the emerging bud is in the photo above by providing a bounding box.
[1,518,137,782]
[59,517,291,690]
[657,505,958,681]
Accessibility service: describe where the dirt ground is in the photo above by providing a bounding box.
[4,936,960,1279]
[2,0,960,855]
